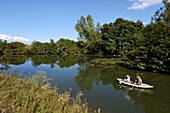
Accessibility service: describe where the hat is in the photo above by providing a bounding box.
[126,75,130,78]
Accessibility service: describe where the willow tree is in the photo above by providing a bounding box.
[75,15,102,53]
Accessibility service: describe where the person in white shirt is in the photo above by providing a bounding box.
[124,75,131,83]
[134,75,142,85]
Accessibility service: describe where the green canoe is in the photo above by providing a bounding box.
[116,78,154,89]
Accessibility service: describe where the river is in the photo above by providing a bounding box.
[0,55,170,113]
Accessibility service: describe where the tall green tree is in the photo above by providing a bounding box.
[151,0,170,25]
[101,18,144,56]
[75,15,102,53]
[101,23,116,54]
[143,23,170,71]
[126,0,170,72]
[141,0,170,72]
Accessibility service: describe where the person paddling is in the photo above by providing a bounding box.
[124,75,131,83]
[134,75,142,85]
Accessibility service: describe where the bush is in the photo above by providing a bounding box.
[0,73,99,113]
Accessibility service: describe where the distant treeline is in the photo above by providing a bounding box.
[0,0,170,73]
[0,39,81,55]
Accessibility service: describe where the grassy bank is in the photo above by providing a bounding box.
[90,58,123,68]
[0,73,99,113]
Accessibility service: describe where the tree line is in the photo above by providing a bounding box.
[0,38,81,55]
[0,0,169,73]
[75,0,170,73]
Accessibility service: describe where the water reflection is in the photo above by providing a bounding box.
[76,61,170,113]
[0,55,170,113]
[76,62,136,91]
[0,55,83,68]
[0,55,29,65]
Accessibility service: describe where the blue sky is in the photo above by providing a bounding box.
[0,0,164,44]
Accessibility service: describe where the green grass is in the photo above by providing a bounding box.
[0,72,100,113]
[91,58,123,67]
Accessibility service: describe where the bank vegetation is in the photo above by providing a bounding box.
[0,72,100,113]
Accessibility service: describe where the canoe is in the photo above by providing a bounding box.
[116,78,153,89]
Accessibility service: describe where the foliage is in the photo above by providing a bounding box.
[101,18,144,56]
[75,15,103,53]
[77,41,88,54]
[0,39,7,55]
[56,38,80,55]
[124,0,170,73]
[3,42,28,55]
[0,73,99,113]
[91,58,123,67]
[151,0,170,25]
[101,23,116,54]
[30,40,58,54]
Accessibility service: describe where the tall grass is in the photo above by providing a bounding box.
[0,72,100,113]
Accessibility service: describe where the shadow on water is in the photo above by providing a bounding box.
[0,55,170,113]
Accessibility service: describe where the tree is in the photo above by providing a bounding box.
[151,0,170,25]
[56,38,79,55]
[101,23,116,54]
[31,41,43,54]
[126,0,170,72]
[3,41,27,54]
[0,39,7,55]
[75,15,102,54]
[101,18,144,56]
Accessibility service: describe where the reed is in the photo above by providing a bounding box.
[0,72,99,113]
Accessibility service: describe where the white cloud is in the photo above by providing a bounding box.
[128,0,162,10]
[0,34,31,43]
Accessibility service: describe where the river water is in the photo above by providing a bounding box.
[0,55,170,113]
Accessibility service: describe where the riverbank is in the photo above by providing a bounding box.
[90,57,170,74]
[90,57,123,68]
[0,73,99,113]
